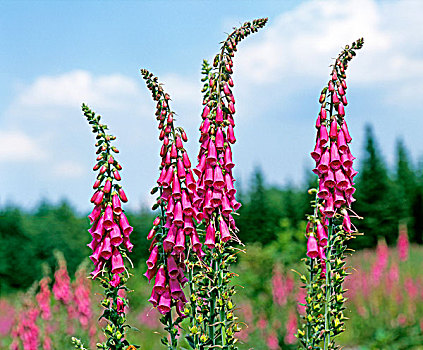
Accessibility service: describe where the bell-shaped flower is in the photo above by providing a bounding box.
[181,191,194,216]
[317,179,329,200]
[190,230,202,252]
[341,151,352,169]
[224,146,235,171]
[337,130,348,153]
[311,142,323,161]
[324,195,335,218]
[112,194,122,215]
[110,223,123,246]
[89,205,102,224]
[148,290,160,307]
[329,119,338,139]
[219,218,231,242]
[144,266,157,283]
[341,121,352,143]
[146,245,159,269]
[225,173,236,197]
[111,249,125,274]
[205,222,216,249]
[204,164,214,186]
[153,266,167,295]
[185,170,196,192]
[174,229,185,254]
[183,216,194,234]
[119,213,133,237]
[162,166,174,188]
[100,235,112,260]
[319,125,329,146]
[173,201,184,226]
[194,154,206,177]
[227,125,236,144]
[317,148,330,174]
[158,290,171,314]
[306,234,319,258]
[177,159,186,179]
[329,142,341,170]
[323,170,335,188]
[207,140,217,165]
[216,106,223,123]
[167,255,179,279]
[202,105,210,119]
[182,151,191,169]
[335,169,349,191]
[172,173,181,200]
[169,278,184,299]
[163,225,177,252]
[215,127,224,149]
[334,188,346,208]
[213,165,225,190]
[316,221,328,247]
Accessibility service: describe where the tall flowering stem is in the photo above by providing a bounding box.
[80,104,136,350]
[297,38,364,350]
[141,69,198,349]
[187,18,268,350]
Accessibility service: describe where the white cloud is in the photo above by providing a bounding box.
[16,70,143,110]
[0,130,46,162]
[53,160,85,179]
[236,0,423,93]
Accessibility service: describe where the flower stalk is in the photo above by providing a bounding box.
[80,103,136,350]
[187,18,268,350]
[297,38,364,350]
[140,69,199,349]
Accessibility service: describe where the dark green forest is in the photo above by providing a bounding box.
[1,125,422,293]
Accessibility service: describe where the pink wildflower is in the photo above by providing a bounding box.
[284,310,298,345]
[397,222,409,262]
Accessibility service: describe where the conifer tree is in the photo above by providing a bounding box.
[354,125,395,246]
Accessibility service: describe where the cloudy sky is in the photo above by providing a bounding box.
[1,0,422,213]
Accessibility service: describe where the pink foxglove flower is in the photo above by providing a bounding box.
[82,104,135,349]
[141,70,198,315]
[299,39,363,349]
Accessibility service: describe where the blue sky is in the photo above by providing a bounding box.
[1,0,422,213]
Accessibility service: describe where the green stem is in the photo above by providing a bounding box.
[209,259,218,345]
[217,245,227,348]
[324,219,333,350]
[166,310,178,350]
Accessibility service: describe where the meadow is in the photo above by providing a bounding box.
[2,237,422,349]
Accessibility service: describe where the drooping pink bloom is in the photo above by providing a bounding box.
[205,222,216,249]
[111,249,125,274]
[158,289,171,314]
[306,235,319,258]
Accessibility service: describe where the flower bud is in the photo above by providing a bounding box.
[119,188,128,202]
